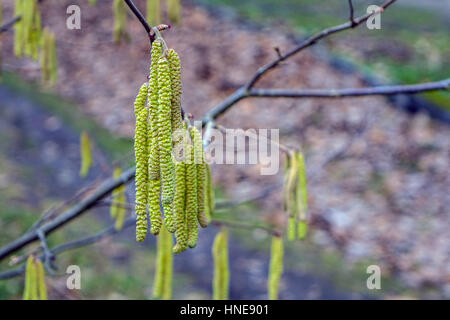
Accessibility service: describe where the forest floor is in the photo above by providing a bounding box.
[0,0,449,299]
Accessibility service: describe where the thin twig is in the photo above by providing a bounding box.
[348,0,357,27]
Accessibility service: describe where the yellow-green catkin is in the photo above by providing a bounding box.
[79,131,92,178]
[212,228,229,300]
[40,28,58,85]
[185,143,198,248]
[25,256,38,300]
[134,84,150,242]
[147,0,161,26]
[162,226,173,300]
[23,255,33,300]
[148,41,162,180]
[113,0,128,43]
[287,217,296,242]
[157,57,175,205]
[191,127,208,228]
[268,236,284,300]
[204,163,214,223]
[111,167,127,231]
[153,225,173,299]
[89,0,97,5]
[149,179,162,235]
[167,0,182,25]
[296,152,308,239]
[35,259,47,300]
[14,0,24,57]
[167,49,183,151]
[173,160,187,253]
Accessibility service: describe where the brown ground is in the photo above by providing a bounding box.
[2,0,449,295]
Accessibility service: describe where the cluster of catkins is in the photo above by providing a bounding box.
[14,0,58,84]
[283,151,308,241]
[134,39,214,253]
[23,256,47,300]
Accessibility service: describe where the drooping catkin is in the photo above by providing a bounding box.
[296,152,308,239]
[110,167,127,231]
[167,0,182,25]
[113,0,128,43]
[162,226,173,300]
[268,236,284,300]
[185,143,199,248]
[40,28,58,85]
[24,256,38,300]
[79,131,93,178]
[134,84,150,242]
[163,201,175,233]
[204,163,214,223]
[190,127,208,228]
[167,49,183,151]
[153,225,173,299]
[148,41,162,180]
[147,0,161,26]
[35,259,47,300]
[149,179,162,235]
[287,216,296,242]
[23,255,33,300]
[157,57,175,204]
[212,228,229,300]
[173,161,187,253]
[14,0,24,57]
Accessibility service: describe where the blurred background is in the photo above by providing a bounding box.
[0,0,449,299]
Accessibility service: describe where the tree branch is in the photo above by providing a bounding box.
[0,168,135,262]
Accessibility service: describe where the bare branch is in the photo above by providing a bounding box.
[348,0,356,27]
[0,217,135,280]
[245,0,398,89]
[0,168,135,262]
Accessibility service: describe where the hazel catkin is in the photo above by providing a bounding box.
[157,57,175,205]
[185,144,199,248]
[134,88,150,242]
[268,236,284,300]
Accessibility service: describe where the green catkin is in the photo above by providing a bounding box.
[23,255,33,300]
[163,201,176,233]
[147,0,161,26]
[29,258,38,300]
[287,217,296,241]
[167,49,183,141]
[204,163,214,223]
[113,0,128,43]
[173,161,187,253]
[167,0,182,25]
[89,0,97,5]
[185,144,199,248]
[268,236,284,300]
[153,225,173,299]
[40,28,58,85]
[153,224,165,298]
[79,131,92,177]
[296,152,308,219]
[149,179,163,235]
[148,41,162,180]
[134,84,150,241]
[296,152,308,239]
[212,229,229,300]
[162,226,173,300]
[35,259,47,300]
[157,57,175,204]
[111,167,127,230]
[14,0,25,57]
[190,127,208,228]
